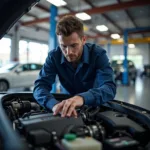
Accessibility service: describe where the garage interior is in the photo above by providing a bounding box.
[0,0,150,110]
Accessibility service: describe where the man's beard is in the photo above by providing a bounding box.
[66,55,77,62]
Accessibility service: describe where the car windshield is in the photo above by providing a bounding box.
[0,63,18,71]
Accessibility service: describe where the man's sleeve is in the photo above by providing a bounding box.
[33,51,59,110]
[78,50,116,106]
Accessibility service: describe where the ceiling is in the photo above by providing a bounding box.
[19,0,150,41]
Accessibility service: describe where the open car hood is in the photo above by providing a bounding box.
[0,0,39,39]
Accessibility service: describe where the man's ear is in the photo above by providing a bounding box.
[82,36,87,44]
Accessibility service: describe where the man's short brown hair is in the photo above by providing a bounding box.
[56,15,84,37]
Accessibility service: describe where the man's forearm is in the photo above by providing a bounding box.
[33,85,59,110]
[77,83,116,106]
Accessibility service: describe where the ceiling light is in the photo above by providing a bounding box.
[96,25,108,32]
[111,34,120,39]
[75,12,91,21]
[128,44,135,48]
[46,0,67,7]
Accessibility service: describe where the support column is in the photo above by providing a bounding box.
[148,44,150,64]
[26,42,29,63]
[10,25,20,62]
[49,5,58,93]
[123,30,128,85]
[122,27,150,84]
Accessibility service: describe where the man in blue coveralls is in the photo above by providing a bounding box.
[33,15,116,118]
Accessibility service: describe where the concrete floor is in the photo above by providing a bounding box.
[115,77,150,110]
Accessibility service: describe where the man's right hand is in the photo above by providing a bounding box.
[52,100,77,118]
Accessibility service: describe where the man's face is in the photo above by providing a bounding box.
[58,32,86,63]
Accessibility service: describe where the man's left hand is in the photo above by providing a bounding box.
[53,96,84,117]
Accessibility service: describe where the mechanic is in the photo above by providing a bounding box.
[33,15,116,118]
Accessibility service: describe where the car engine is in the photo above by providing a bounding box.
[0,93,150,150]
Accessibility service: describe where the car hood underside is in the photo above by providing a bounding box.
[0,0,39,39]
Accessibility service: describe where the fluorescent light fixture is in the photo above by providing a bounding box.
[96,25,108,32]
[111,34,120,39]
[75,12,91,21]
[128,44,135,48]
[46,0,67,7]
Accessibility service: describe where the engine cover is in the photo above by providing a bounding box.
[16,113,84,138]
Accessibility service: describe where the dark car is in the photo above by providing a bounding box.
[141,64,150,78]
[111,60,137,84]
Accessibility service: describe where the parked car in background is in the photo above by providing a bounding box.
[111,60,137,84]
[0,62,43,91]
[140,64,150,78]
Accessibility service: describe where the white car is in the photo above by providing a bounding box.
[0,62,43,91]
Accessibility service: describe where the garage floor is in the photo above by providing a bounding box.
[115,77,150,110]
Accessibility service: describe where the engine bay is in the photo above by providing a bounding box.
[0,93,150,150]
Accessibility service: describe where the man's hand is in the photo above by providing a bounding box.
[52,96,84,117]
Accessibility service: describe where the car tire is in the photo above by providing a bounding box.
[0,80,9,91]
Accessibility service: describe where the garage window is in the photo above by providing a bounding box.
[0,37,11,66]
